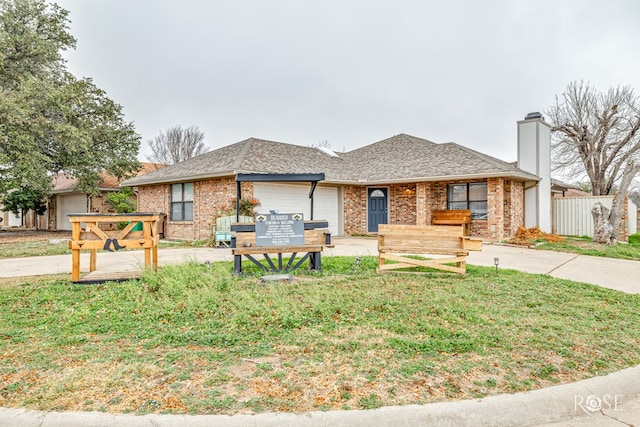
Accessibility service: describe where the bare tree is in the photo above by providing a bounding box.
[309,139,331,148]
[547,81,640,243]
[308,140,347,152]
[146,125,209,165]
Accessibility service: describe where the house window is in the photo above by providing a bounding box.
[171,183,193,221]
[447,182,487,220]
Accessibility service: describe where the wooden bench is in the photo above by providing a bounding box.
[431,209,472,236]
[377,224,482,275]
[231,221,330,274]
[213,215,253,247]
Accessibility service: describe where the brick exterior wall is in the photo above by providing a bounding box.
[343,186,367,235]
[47,197,57,230]
[504,180,524,237]
[89,191,121,231]
[620,197,630,242]
[487,178,504,239]
[89,192,118,215]
[389,184,417,225]
[343,178,526,240]
[136,177,254,240]
[137,177,527,240]
[416,182,428,225]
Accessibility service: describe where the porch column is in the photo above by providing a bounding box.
[416,182,428,226]
[487,177,505,240]
[504,180,524,238]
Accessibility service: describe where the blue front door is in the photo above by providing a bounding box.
[368,188,388,232]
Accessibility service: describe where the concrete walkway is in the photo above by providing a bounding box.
[1,238,640,426]
[2,237,638,294]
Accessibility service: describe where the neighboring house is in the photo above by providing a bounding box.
[49,163,163,231]
[0,196,47,230]
[0,203,27,229]
[122,116,549,241]
[551,179,590,198]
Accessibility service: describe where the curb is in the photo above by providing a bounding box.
[2,365,640,427]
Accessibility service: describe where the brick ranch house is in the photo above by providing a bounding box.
[122,116,552,241]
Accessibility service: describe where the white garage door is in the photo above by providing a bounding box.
[56,193,88,231]
[253,183,341,236]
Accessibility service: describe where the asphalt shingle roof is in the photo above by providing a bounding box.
[122,134,539,187]
[53,163,164,193]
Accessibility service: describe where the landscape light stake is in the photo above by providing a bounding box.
[494,257,499,274]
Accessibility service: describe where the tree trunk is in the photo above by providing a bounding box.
[592,202,616,244]
[591,161,640,244]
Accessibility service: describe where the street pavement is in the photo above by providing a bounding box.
[1,237,639,426]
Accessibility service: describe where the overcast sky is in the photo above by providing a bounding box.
[55,0,640,163]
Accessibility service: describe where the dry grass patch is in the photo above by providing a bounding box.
[2,258,640,414]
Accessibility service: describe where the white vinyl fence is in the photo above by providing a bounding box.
[553,196,638,238]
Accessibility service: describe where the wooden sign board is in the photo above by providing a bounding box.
[255,213,305,246]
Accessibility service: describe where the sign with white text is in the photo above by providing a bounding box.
[255,213,304,246]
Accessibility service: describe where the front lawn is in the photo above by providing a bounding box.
[0,238,186,259]
[1,257,640,415]
[536,233,640,260]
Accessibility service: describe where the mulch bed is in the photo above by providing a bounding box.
[509,226,564,245]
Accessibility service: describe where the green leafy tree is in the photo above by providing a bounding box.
[0,0,141,212]
[107,187,137,229]
[106,187,136,214]
[2,187,48,216]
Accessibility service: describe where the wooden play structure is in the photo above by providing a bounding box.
[67,213,162,282]
[377,224,482,274]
